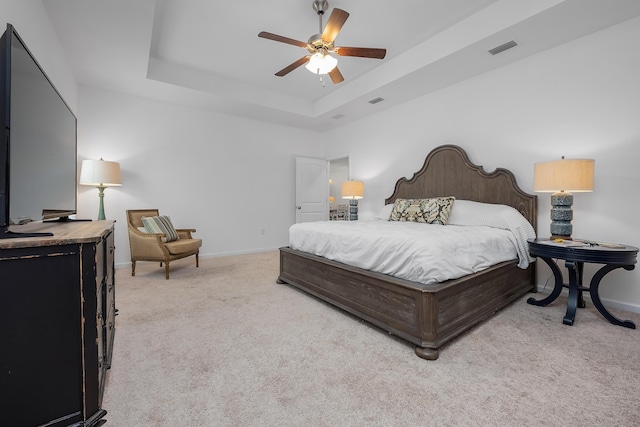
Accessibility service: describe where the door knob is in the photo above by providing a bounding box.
[296,206,302,210]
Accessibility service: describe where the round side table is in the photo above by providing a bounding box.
[527,238,638,328]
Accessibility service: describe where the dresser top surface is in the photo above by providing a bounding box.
[0,220,115,249]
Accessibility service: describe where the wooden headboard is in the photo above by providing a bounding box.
[385,145,537,230]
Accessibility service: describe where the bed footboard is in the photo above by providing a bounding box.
[278,246,534,360]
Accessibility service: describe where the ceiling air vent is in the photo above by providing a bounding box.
[488,40,518,55]
[368,97,384,104]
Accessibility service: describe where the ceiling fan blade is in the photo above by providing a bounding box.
[275,57,310,77]
[336,47,386,59]
[328,67,344,84]
[258,31,308,48]
[322,8,349,43]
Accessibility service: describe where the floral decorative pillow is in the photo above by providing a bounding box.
[389,197,455,225]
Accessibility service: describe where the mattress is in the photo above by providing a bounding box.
[289,220,528,285]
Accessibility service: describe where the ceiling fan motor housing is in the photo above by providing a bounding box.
[307,34,334,54]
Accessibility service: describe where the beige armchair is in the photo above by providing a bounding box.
[126,209,202,279]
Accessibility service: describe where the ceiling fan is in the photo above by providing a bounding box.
[258,0,386,84]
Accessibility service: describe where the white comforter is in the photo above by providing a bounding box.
[289,220,530,285]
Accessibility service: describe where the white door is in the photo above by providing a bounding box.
[295,157,329,223]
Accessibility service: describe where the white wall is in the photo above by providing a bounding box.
[0,0,78,113]
[76,87,324,266]
[324,16,640,312]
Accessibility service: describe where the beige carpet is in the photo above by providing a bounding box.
[103,251,640,426]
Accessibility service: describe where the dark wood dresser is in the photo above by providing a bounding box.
[0,221,116,427]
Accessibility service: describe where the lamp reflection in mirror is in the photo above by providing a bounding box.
[341,180,364,221]
[534,157,594,240]
[79,158,122,220]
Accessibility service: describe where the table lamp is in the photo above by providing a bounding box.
[80,158,122,220]
[534,157,594,240]
[341,180,364,221]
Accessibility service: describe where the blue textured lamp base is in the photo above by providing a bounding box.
[550,192,573,240]
[349,199,358,221]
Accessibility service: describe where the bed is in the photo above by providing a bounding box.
[277,145,537,360]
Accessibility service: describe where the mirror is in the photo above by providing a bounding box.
[328,157,349,221]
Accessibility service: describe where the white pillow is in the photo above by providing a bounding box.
[449,200,520,229]
[374,204,394,220]
[448,200,536,268]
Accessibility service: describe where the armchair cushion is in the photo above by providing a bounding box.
[142,215,180,242]
[165,238,202,255]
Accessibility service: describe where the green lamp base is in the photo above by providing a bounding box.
[97,186,106,220]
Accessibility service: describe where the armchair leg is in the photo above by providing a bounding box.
[165,263,170,280]
[131,260,136,276]
[196,253,200,267]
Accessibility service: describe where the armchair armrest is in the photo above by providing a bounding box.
[176,228,197,239]
[127,226,169,259]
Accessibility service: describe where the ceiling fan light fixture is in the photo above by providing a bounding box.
[259,2,385,83]
[305,52,338,74]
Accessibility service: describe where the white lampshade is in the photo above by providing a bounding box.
[341,180,364,200]
[534,157,594,240]
[534,158,594,193]
[80,159,122,187]
[305,53,338,75]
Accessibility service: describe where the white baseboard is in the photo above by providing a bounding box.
[114,247,280,270]
[198,247,281,259]
[535,284,640,314]
[114,254,640,315]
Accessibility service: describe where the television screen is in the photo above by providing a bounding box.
[1,24,77,231]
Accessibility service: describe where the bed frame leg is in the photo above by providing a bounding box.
[415,346,439,360]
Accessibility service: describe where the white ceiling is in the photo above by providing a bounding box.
[43,0,640,132]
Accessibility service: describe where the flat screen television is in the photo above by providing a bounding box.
[0,23,78,239]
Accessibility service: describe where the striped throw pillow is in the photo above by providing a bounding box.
[142,215,180,242]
